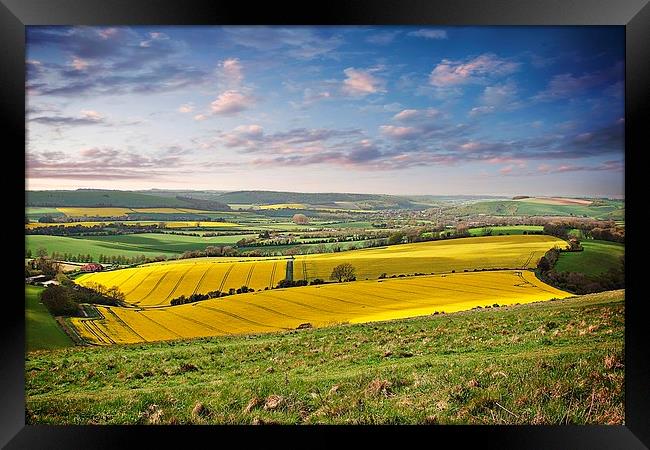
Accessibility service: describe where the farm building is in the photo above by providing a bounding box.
[25,275,48,284]
[81,263,104,273]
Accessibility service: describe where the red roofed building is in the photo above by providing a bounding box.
[81,263,104,272]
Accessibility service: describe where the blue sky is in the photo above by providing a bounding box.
[26,26,624,197]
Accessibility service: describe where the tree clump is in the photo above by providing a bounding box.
[292,214,309,225]
[330,263,356,282]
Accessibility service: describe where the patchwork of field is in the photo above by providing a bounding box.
[514,197,593,206]
[76,258,287,306]
[26,220,241,229]
[294,235,566,282]
[70,270,571,345]
[55,207,219,217]
[454,200,622,219]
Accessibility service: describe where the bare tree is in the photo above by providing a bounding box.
[330,263,356,282]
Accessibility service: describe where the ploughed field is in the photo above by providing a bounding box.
[71,270,569,345]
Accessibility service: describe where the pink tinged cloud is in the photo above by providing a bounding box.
[71,58,89,71]
[393,108,440,122]
[460,141,483,152]
[429,54,520,87]
[210,90,253,115]
[80,110,103,121]
[178,104,193,113]
[342,68,385,96]
[220,58,244,86]
[393,109,419,121]
[499,165,514,174]
[98,28,119,39]
[379,125,419,139]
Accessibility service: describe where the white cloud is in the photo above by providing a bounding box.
[407,29,448,40]
[393,108,441,122]
[366,30,401,45]
[429,54,520,87]
[220,58,243,87]
[468,106,495,117]
[80,110,103,120]
[178,104,194,113]
[379,125,419,139]
[481,81,518,106]
[71,57,89,71]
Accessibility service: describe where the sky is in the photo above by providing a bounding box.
[26,26,624,197]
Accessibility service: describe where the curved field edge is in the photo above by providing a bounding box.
[25,289,624,425]
[75,235,567,307]
[69,270,571,345]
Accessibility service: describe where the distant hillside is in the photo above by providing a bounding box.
[451,199,624,220]
[26,190,231,211]
[212,190,417,209]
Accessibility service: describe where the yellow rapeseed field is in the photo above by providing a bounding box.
[57,207,133,217]
[77,259,287,306]
[130,208,212,213]
[259,203,307,210]
[161,221,240,228]
[76,235,562,307]
[294,235,565,281]
[71,270,571,345]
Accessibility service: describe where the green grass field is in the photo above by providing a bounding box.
[26,233,256,260]
[25,285,73,352]
[555,240,624,276]
[25,289,623,424]
[25,207,65,221]
[469,225,544,236]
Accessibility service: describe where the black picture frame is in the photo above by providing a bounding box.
[3,0,648,448]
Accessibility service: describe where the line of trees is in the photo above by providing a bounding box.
[40,281,126,316]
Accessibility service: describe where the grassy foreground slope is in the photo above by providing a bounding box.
[25,285,73,352]
[26,290,624,424]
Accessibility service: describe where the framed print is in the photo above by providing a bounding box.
[2,0,648,447]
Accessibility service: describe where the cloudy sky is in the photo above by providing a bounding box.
[26,26,624,197]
